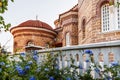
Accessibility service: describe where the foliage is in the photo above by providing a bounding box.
[0,50,120,80]
[0,0,14,31]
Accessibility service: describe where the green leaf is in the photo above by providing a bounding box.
[0,16,4,21]
[11,0,14,2]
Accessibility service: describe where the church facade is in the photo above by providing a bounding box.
[11,0,120,52]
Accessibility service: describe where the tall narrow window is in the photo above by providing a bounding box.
[65,32,70,46]
[82,19,86,39]
[101,3,110,32]
[117,0,120,29]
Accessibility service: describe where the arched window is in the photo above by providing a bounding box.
[65,32,70,46]
[99,0,120,32]
[101,3,110,32]
[117,0,120,29]
[27,41,34,46]
[82,19,86,39]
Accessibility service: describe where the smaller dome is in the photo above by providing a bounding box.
[17,20,53,30]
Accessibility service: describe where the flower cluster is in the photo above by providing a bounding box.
[0,50,120,80]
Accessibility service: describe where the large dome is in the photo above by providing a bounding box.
[12,20,53,30]
[10,20,57,52]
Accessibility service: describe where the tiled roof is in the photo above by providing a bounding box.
[15,20,53,30]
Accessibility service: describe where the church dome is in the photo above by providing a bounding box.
[10,20,57,52]
[16,20,53,30]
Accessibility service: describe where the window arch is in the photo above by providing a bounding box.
[101,3,110,32]
[82,19,86,39]
[26,40,34,46]
[116,0,120,29]
[65,32,70,46]
[100,0,120,32]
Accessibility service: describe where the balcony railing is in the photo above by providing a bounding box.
[38,40,120,78]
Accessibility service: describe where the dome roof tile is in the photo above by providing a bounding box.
[17,20,53,30]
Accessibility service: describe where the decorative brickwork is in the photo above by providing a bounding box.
[11,0,120,52]
[10,20,57,52]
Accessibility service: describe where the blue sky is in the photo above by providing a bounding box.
[0,0,78,52]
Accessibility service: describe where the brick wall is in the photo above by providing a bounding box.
[78,0,120,45]
[13,29,55,52]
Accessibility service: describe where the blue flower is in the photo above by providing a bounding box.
[66,77,71,80]
[79,65,83,69]
[111,61,119,66]
[49,76,55,80]
[94,68,100,73]
[33,50,37,55]
[20,52,26,57]
[29,76,36,80]
[0,62,5,66]
[25,65,30,71]
[106,76,112,80]
[33,55,38,61]
[28,61,33,65]
[84,50,93,55]
[15,65,25,75]
[18,69,25,75]
[86,60,89,62]
[45,68,49,71]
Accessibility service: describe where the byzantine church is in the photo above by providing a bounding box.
[10,0,119,52]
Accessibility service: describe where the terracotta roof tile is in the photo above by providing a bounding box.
[16,20,53,30]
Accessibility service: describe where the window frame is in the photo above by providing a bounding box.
[65,32,71,46]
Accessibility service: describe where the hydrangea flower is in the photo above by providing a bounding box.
[20,52,26,57]
[29,76,36,80]
[105,76,112,80]
[84,50,93,55]
[0,62,5,66]
[25,65,30,71]
[111,61,118,66]
[33,55,38,61]
[66,77,71,80]
[28,61,33,65]
[79,65,83,69]
[94,68,100,73]
[86,60,89,62]
[16,65,25,75]
[33,50,37,55]
[49,76,55,80]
